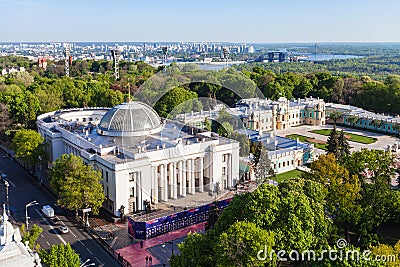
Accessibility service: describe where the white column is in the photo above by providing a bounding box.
[137,172,142,210]
[178,161,183,197]
[171,162,177,199]
[152,166,158,204]
[187,159,192,194]
[227,154,232,188]
[182,161,187,197]
[163,164,168,201]
[190,159,195,194]
[159,164,165,201]
[199,157,204,192]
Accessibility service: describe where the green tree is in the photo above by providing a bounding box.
[154,87,202,118]
[329,111,343,126]
[0,91,40,126]
[170,232,215,267]
[34,86,64,113]
[303,154,361,242]
[327,126,340,158]
[230,132,250,157]
[39,243,81,267]
[49,154,105,215]
[0,103,12,135]
[341,149,396,244]
[338,129,351,160]
[11,129,45,168]
[175,181,332,266]
[217,121,234,138]
[203,117,211,131]
[253,144,271,184]
[215,221,275,267]
[9,71,34,88]
[369,241,400,267]
[205,202,222,230]
[217,107,234,125]
[20,224,43,250]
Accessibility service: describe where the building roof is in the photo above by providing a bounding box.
[97,101,163,137]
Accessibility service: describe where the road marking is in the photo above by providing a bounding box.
[41,234,44,237]
[69,229,77,238]
[35,209,67,245]
[94,256,102,264]
[87,248,93,255]
[46,241,50,246]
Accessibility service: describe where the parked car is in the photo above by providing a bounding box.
[50,217,61,225]
[58,226,69,234]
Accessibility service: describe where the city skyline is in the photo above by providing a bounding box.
[1,0,400,43]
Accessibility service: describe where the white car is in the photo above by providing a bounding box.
[58,226,69,234]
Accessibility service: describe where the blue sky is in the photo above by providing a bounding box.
[1,0,399,42]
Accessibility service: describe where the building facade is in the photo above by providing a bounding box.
[37,102,240,216]
[238,130,313,178]
[326,103,400,135]
[237,96,326,131]
[176,96,326,132]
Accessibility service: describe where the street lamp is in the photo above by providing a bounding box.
[80,259,95,267]
[26,200,38,230]
[162,241,174,256]
[38,156,42,184]
[4,180,9,216]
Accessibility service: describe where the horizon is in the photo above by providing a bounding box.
[3,41,400,45]
[2,0,400,43]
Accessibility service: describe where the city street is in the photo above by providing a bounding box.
[0,148,120,267]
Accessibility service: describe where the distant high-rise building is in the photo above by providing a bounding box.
[111,48,121,80]
[248,46,254,54]
[63,43,70,77]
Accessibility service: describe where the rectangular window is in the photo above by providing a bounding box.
[105,171,109,182]
[106,186,109,198]
[222,154,227,162]
[130,187,135,197]
[129,172,138,182]
[222,167,226,175]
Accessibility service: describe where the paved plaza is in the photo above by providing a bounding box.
[115,222,206,267]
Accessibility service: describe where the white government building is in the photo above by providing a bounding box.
[37,101,240,216]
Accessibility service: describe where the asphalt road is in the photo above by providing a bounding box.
[0,149,120,267]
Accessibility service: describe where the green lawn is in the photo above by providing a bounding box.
[286,134,328,150]
[310,129,377,144]
[275,169,305,182]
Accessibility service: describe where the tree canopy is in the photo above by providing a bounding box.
[49,153,105,215]
[39,243,81,267]
[12,129,45,167]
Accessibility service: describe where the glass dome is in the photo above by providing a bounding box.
[97,101,163,137]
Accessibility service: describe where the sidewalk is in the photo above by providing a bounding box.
[115,222,206,267]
